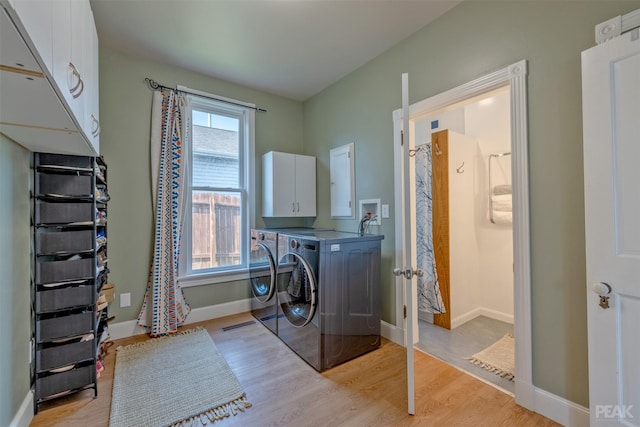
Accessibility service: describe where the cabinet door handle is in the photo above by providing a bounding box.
[297,202,300,212]
[68,62,84,98]
[292,202,296,212]
[91,114,101,137]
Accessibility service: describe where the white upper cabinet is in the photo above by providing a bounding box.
[10,0,52,69]
[1,0,100,154]
[262,151,316,217]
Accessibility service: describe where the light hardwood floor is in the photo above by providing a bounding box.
[31,312,559,426]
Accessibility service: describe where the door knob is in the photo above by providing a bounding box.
[592,282,611,309]
[393,267,424,279]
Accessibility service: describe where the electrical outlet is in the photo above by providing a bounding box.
[120,292,131,308]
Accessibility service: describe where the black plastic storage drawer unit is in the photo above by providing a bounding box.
[32,153,109,410]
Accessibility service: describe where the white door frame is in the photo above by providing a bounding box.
[392,59,534,410]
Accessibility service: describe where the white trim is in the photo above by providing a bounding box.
[381,320,405,345]
[392,60,534,411]
[595,8,640,44]
[181,95,255,280]
[179,271,249,287]
[9,391,33,427]
[112,307,406,350]
[533,387,590,427]
[450,307,514,329]
[109,298,252,340]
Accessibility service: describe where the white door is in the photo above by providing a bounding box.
[393,73,418,415]
[294,154,316,217]
[582,27,640,426]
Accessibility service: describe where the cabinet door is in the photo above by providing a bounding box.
[11,0,52,72]
[294,154,316,217]
[263,151,295,217]
[330,143,354,217]
[51,0,86,132]
[83,6,100,153]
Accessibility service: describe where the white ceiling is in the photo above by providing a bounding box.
[90,0,461,101]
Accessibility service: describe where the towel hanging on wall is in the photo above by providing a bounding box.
[489,152,512,225]
[492,184,512,196]
[491,193,512,212]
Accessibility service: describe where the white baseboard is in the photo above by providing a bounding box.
[10,391,33,427]
[533,386,589,426]
[418,311,433,323]
[451,307,514,329]
[108,298,252,340]
[381,320,404,345]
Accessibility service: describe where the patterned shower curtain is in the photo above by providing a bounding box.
[137,89,191,336]
[415,145,446,314]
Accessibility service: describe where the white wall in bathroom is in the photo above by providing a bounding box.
[448,131,482,325]
[414,108,465,148]
[463,88,514,324]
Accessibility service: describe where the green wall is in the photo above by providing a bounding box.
[97,0,640,410]
[99,48,306,322]
[0,136,31,426]
[302,0,640,408]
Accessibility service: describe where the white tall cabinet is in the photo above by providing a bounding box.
[0,0,100,155]
[262,151,316,217]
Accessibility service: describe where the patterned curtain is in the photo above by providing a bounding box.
[137,90,191,336]
[415,145,446,314]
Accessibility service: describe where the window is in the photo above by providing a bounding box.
[181,95,254,285]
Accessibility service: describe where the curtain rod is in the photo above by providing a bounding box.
[144,77,267,113]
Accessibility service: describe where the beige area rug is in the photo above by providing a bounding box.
[466,333,515,381]
[109,327,251,427]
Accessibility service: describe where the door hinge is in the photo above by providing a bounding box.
[401,130,404,146]
[404,305,407,319]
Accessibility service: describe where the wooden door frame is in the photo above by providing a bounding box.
[392,60,534,410]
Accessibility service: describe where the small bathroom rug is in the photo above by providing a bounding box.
[466,333,515,381]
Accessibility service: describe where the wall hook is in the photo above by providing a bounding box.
[456,162,465,174]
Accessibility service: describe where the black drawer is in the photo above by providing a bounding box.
[36,201,93,225]
[36,284,94,312]
[36,258,93,284]
[35,364,95,401]
[36,230,94,255]
[38,174,93,197]
[37,311,94,342]
[37,340,95,372]
[37,154,92,169]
